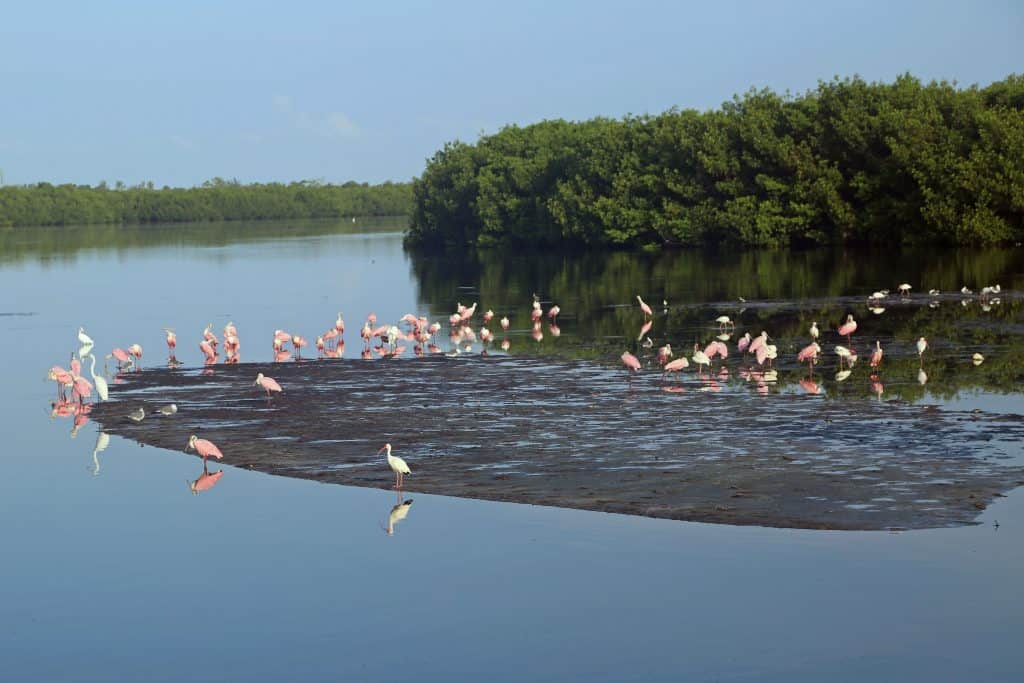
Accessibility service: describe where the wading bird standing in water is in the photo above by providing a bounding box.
[187,434,224,464]
[916,337,928,366]
[636,295,653,319]
[621,351,641,375]
[254,372,283,398]
[837,314,857,346]
[870,341,884,368]
[379,443,410,489]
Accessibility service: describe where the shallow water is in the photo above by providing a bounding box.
[3,219,1023,680]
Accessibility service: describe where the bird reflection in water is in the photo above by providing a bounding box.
[91,431,110,476]
[383,494,414,536]
[189,460,224,495]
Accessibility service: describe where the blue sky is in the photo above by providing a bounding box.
[0,1,1020,187]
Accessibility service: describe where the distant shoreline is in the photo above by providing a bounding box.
[0,179,413,229]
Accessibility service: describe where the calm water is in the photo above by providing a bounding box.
[2,219,1022,681]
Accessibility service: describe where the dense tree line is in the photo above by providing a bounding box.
[0,179,412,227]
[406,75,1024,249]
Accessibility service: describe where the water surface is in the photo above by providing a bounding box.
[2,219,1022,681]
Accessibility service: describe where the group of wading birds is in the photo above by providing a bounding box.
[46,299,565,493]
[622,283,997,392]
[47,283,1000,493]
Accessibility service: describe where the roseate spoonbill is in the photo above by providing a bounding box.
[636,295,652,319]
[500,316,510,331]
[154,404,178,415]
[870,341,884,368]
[128,344,143,367]
[972,352,984,366]
[48,366,74,400]
[77,327,94,348]
[199,339,216,361]
[450,312,463,326]
[384,498,414,535]
[663,357,689,374]
[334,312,345,335]
[460,302,477,322]
[224,321,238,339]
[898,283,912,296]
[274,329,291,345]
[111,348,131,368]
[797,342,820,371]
[203,324,218,349]
[621,351,641,374]
[809,322,819,341]
[748,331,768,355]
[483,309,494,324]
[737,332,752,354]
[636,320,653,341]
[916,337,928,365]
[837,314,857,345]
[187,435,224,463]
[530,307,542,323]
[128,407,145,422]
[254,372,283,397]
[379,443,411,489]
[548,305,560,322]
[292,335,308,356]
[164,328,177,354]
[657,344,673,365]
[691,344,711,375]
[316,336,325,355]
[799,378,821,395]
[87,354,108,401]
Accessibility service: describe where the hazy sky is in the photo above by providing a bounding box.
[1,1,1020,187]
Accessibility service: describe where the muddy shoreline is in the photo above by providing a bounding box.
[89,356,1024,530]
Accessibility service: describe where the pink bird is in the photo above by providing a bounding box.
[128,343,143,362]
[636,295,653,318]
[621,351,641,373]
[223,322,238,339]
[837,314,857,345]
[48,366,74,399]
[187,435,223,463]
[199,339,216,361]
[657,344,673,365]
[111,347,131,366]
[548,305,560,322]
[189,466,223,495]
[460,302,477,322]
[164,328,177,353]
[737,332,752,354]
[292,335,308,356]
[713,341,729,359]
[797,342,820,365]
[499,317,510,331]
[71,374,93,404]
[70,356,82,377]
[870,340,884,368]
[254,372,283,397]
[748,331,768,355]
[203,325,219,349]
[530,307,542,323]
[483,310,494,324]
[637,320,653,341]
[663,357,689,374]
[274,329,291,344]
[335,313,345,335]
[703,342,720,360]
[755,345,768,367]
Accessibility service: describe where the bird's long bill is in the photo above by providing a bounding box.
[377,446,386,454]
[185,441,192,451]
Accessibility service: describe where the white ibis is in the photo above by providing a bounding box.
[380,443,411,489]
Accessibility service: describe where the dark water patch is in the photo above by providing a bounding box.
[89,356,1024,530]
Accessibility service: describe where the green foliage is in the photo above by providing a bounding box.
[0,179,412,228]
[406,74,1024,249]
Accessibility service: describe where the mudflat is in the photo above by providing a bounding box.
[90,356,1024,530]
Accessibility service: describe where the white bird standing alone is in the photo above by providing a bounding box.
[77,327,94,348]
[379,443,411,489]
[809,322,819,340]
[86,353,108,401]
[916,337,928,365]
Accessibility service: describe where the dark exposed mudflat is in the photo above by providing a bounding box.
[90,356,1024,530]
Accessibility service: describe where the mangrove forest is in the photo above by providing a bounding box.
[0,179,412,227]
[406,74,1024,249]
